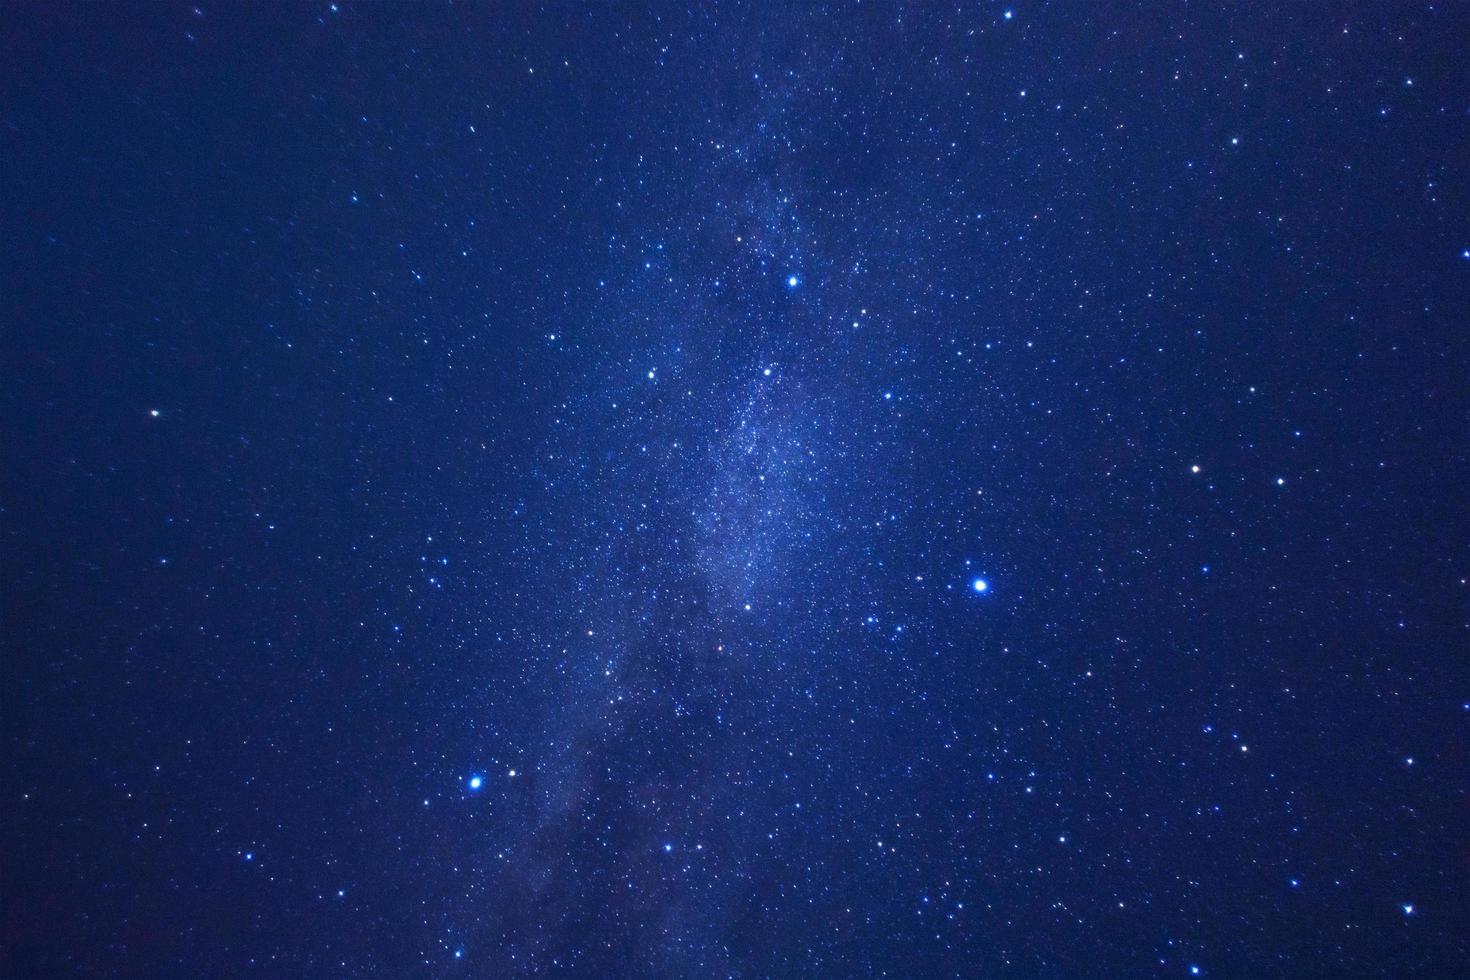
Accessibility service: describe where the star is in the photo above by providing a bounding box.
[972,578,988,593]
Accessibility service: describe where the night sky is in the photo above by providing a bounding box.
[4,2,1469,977]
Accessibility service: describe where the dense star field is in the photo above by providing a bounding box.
[3,2,1468,976]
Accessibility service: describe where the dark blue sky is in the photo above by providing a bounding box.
[4,2,1468,976]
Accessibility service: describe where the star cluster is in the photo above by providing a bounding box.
[3,2,1468,976]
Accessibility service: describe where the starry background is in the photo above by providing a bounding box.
[3,2,1469,977]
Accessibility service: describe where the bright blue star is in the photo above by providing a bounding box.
[467,775,483,791]
[786,274,799,288]
[972,578,988,593]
